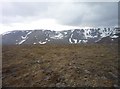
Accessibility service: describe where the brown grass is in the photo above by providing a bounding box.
[2,44,118,87]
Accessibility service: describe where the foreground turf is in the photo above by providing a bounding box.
[2,44,118,87]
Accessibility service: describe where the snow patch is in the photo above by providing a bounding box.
[50,32,63,39]
[45,38,50,41]
[69,34,73,43]
[95,38,102,43]
[2,31,11,35]
[99,28,113,38]
[72,39,77,43]
[21,31,32,40]
[83,40,88,43]
[33,42,36,44]
[69,38,72,43]
[45,38,48,40]
[39,41,46,44]
[78,40,82,43]
[25,31,29,33]
[64,32,67,35]
[84,29,93,39]
[18,39,26,44]
[93,35,98,38]
[111,39,114,41]
[71,29,75,33]
[70,33,78,43]
[48,39,50,41]
[21,36,26,39]
[18,31,33,44]
[110,35,118,38]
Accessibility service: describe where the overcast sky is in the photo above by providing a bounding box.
[0,0,118,34]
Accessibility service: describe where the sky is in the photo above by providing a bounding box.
[0,0,119,34]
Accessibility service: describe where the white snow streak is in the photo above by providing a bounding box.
[18,31,33,44]
[39,41,46,44]
[50,32,63,39]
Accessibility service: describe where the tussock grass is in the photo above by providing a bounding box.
[2,44,118,87]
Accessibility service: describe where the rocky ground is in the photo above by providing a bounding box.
[2,44,119,87]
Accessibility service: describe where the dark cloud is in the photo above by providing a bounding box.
[1,2,118,27]
[55,2,118,27]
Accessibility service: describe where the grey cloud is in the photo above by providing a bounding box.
[54,2,118,27]
[2,2,52,23]
[1,2,118,27]
[2,2,48,16]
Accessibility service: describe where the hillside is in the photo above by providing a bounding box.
[2,44,119,87]
[2,27,119,45]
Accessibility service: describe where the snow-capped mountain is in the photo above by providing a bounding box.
[2,27,120,45]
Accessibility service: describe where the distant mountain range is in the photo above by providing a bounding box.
[2,27,120,45]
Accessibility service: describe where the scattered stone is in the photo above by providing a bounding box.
[55,83,64,87]
[36,60,40,63]
[100,54,104,57]
[109,72,118,78]
[84,70,90,74]
[101,76,107,80]
[113,84,119,88]
[44,76,51,81]
[3,44,118,87]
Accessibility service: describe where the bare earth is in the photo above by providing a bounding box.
[2,44,118,87]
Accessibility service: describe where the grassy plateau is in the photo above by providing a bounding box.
[2,44,119,87]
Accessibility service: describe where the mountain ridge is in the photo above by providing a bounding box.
[2,27,120,45]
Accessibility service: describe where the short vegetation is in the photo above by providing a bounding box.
[2,44,119,87]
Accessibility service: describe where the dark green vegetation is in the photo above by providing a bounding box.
[2,44,118,87]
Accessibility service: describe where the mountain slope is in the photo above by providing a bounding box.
[2,27,120,45]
